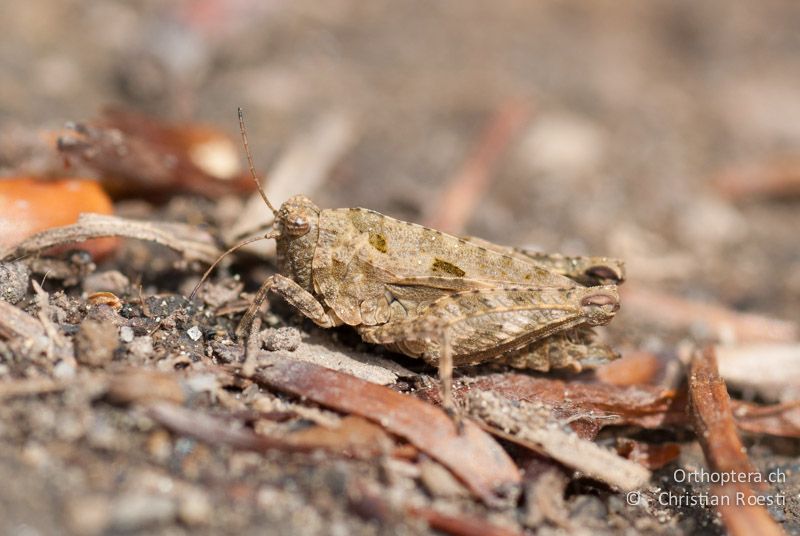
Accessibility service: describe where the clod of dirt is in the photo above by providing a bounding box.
[75,318,120,366]
[83,270,130,296]
[260,327,302,352]
[0,261,30,304]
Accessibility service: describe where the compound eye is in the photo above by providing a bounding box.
[585,265,624,284]
[286,215,310,236]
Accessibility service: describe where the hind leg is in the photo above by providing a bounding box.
[501,329,618,372]
[361,318,459,427]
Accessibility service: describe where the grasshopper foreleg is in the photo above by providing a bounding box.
[236,274,337,339]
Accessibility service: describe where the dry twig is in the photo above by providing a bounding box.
[1,213,221,264]
[713,159,800,201]
[621,283,798,343]
[426,99,532,234]
[689,346,785,536]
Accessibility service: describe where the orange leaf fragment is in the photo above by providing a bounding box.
[0,177,117,259]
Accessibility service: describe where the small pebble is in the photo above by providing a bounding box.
[261,327,301,352]
[109,492,176,531]
[0,261,30,304]
[177,489,212,526]
[53,360,76,379]
[76,319,119,366]
[187,326,202,341]
[119,326,135,343]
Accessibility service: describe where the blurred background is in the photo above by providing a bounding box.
[1,0,798,324]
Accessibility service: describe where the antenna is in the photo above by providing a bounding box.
[189,234,273,300]
[238,107,278,216]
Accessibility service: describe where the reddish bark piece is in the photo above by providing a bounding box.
[350,482,522,536]
[426,99,532,234]
[730,400,800,438]
[148,402,398,459]
[283,415,395,458]
[425,371,800,440]
[458,373,687,438]
[56,107,255,199]
[615,438,680,470]
[148,402,302,452]
[407,505,522,536]
[596,351,662,386]
[254,360,521,505]
[713,159,800,201]
[714,482,786,536]
[621,283,798,343]
[0,177,117,258]
[689,346,785,536]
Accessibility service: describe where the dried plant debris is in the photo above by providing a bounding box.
[621,283,798,344]
[425,99,531,234]
[1,213,221,264]
[688,346,786,536]
[716,343,800,402]
[253,359,522,506]
[349,481,523,536]
[713,159,800,201]
[424,372,687,439]
[0,177,118,258]
[595,350,663,386]
[615,438,681,470]
[730,400,800,438]
[466,390,651,491]
[0,299,62,364]
[56,107,254,198]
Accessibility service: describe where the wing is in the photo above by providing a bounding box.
[460,236,625,285]
[312,208,578,325]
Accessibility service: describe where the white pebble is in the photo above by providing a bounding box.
[187,326,202,341]
[119,326,135,343]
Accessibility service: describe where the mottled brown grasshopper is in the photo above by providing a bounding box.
[196,110,623,416]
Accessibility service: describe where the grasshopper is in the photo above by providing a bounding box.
[197,110,623,416]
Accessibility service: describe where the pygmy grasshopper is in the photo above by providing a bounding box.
[198,110,623,416]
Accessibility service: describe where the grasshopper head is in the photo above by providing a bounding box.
[276,195,320,238]
[274,195,321,292]
[579,285,620,326]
